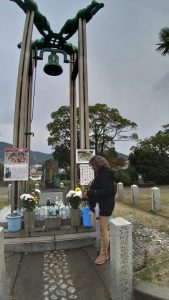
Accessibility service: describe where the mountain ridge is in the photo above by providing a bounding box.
[0,141,128,165]
[0,142,53,165]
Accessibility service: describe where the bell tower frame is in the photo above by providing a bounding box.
[10,1,104,210]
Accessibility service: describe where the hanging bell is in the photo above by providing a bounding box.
[43,53,63,76]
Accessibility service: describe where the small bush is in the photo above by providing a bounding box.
[139,181,155,187]
[115,170,132,186]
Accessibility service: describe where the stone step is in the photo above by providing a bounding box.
[4,231,96,252]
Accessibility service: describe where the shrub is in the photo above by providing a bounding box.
[138,181,155,187]
[115,170,132,186]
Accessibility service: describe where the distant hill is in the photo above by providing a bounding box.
[117,152,128,160]
[0,142,128,165]
[0,142,53,165]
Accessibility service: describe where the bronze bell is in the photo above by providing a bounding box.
[43,53,63,76]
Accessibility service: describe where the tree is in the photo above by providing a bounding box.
[128,125,169,184]
[89,103,138,155]
[47,106,71,173]
[103,147,126,169]
[156,27,169,55]
[47,103,137,169]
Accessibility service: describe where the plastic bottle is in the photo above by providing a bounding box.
[51,200,55,207]
[34,206,40,220]
[55,204,59,215]
[46,198,51,206]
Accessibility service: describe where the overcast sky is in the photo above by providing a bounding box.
[1,0,169,155]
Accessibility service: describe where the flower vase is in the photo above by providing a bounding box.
[24,211,35,232]
[70,208,81,227]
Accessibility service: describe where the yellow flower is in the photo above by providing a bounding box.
[75,187,81,192]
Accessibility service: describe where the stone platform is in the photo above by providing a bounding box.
[4,225,96,252]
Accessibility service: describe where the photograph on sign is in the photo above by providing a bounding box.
[3,148,29,181]
[80,164,94,186]
[76,149,95,164]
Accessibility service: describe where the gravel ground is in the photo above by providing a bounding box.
[125,217,169,287]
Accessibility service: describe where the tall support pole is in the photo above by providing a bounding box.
[12,11,34,211]
[70,53,77,190]
[78,19,89,149]
[25,50,35,193]
[26,51,35,150]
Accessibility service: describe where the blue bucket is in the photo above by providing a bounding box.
[81,207,92,227]
[6,213,22,232]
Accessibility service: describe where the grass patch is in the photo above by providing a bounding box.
[114,196,169,288]
[134,252,169,288]
[119,188,169,220]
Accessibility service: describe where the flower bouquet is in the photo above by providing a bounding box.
[66,188,82,226]
[20,193,38,212]
[30,188,41,205]
[66,188,82,209]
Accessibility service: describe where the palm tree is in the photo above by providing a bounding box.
[156,27,169,55]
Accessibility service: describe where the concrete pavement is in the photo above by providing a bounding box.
[6,246,112,300]
[6,245,169,300]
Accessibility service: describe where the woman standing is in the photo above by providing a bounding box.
[82,155,115,265]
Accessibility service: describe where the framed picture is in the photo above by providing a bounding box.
[76,149,95,164]
[3,148,29,181]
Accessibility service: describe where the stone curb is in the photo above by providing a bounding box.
[133,280,169,300]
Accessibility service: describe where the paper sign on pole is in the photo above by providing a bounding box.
[80,164,94,186]
[76,149,95,164]
[3,148,29,181]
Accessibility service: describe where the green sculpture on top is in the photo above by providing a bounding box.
[59,1,104,41]
[10,0,53,37]
[10,0,104,56]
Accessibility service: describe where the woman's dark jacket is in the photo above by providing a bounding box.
[87,167,115,216]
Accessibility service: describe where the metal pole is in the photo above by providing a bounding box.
[78,18,89,149]
[12,11,34,211]
[70,53,77,190]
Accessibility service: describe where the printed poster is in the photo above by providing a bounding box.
[80,164,94,186]
[76,149,95,164]
[3,148,29,181]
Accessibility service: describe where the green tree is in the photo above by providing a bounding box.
[129,125,169,184]
[89,103,137,155]
[47,106,71,173]
[156,27,169,55]
[47,103,137,169]
[103,147,126,169]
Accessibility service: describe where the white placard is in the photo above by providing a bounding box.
[76,149,95,164]
[3,148,29,181]
[80,164,94,186]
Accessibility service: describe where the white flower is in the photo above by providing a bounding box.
[74,191,82,198]
[66,190,82,199]
[66,190,75,198]
[20,193,34,200]
[35,189,41,194]
[20,194,28,200]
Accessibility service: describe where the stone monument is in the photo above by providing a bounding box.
[109,217,132,300]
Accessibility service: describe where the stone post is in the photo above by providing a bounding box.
[151,187,160,211]
[0,227,7,300]
[131,184,139,205]
[35,183,40,190]
[109,217,132,300]
[116,182,124,200]
[7,184,12,204]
